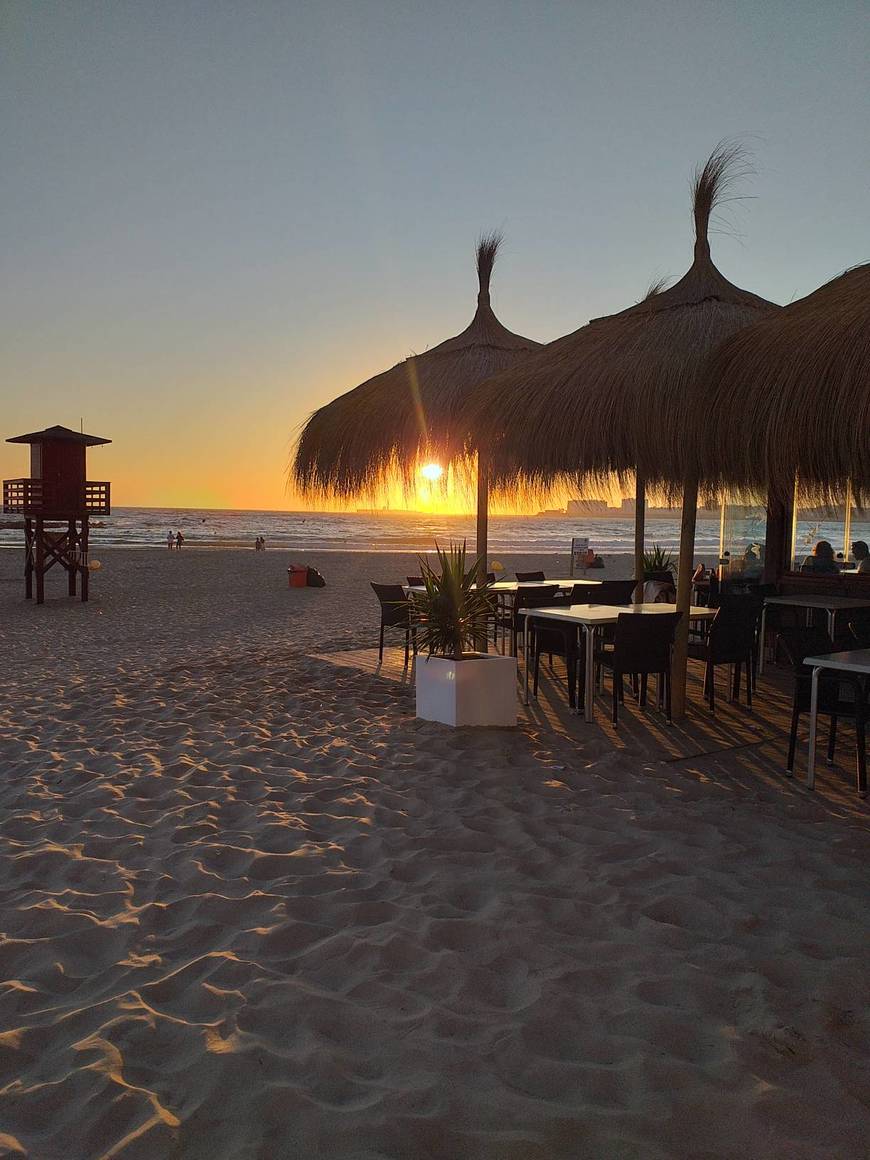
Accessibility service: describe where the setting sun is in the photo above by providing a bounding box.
[419,462,444,481]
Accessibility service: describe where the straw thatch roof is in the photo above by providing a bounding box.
[457,144,779,498]
[700,261,870,504]
[292,234,541,499]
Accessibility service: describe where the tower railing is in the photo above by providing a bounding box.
[2,479,111,516]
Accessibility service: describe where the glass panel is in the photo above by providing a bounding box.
[793,494,851,571]
[849,499,870,573]
[719,493,766,582]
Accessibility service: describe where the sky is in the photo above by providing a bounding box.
[1,1,867,512]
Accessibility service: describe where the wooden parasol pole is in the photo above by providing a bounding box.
[634,474,646,602]
[476,450,489,571]
[671,474,699,718]
[474,450,490,653]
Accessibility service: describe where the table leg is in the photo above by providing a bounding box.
[523,617,530,705]
[827,609,835,644]
[584,625,595,723]
[576,626,583,716]
[758,605,767,676]
[806,665,820,790]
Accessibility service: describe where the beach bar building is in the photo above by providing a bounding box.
[3,424,111,604]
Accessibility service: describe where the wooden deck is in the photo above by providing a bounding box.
[311,647,869,818]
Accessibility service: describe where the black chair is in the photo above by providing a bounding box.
[586,579,638,664]
[687,595,758,711]
[516,570,546,582]
[595,612,682,725]
[744,582,777,663]
[848,610,870,648]
[777,627,867,792]
[592,579,637,606]
[406,575,424,588]
[564,583,595,603]
[509,585,560,656]
[529,593,581,709]
[477,576,501,647]
[370,583,416,665]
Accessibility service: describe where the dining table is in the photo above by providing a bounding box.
[404,578,603,654]
[802,647,870,794]
[758,594,870,675]
[519,602,717,723]
[405,578,602,595]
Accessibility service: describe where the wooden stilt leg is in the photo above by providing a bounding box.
[35,519,45,605]
[25,518,33,599]
[80,519,89,602]
[68,519,77,596]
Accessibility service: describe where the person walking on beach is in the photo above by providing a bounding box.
[166,530,174,550]
[175,531,184,550]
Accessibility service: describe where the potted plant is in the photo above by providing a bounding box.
[642,544,676,582]
[413,541,517,727]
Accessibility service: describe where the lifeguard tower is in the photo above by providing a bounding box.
[2,424,111,604]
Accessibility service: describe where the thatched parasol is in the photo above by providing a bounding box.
[699,261,870,505]
[457,143,779,714]
[292,234,541,564]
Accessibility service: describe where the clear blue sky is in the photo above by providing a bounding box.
[1,1,867,507]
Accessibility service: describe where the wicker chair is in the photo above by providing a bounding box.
[595,612,682,725]
[371,583,417,665]
[778,627,867,792]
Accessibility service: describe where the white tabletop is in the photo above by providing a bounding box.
[405,578,601,594]
[519,602,715,626]
[765,594,870,611]
[803,648,870,675]
[491,578,601,592]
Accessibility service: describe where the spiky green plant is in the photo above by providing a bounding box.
[413,541,493,661]
[642,544,676,575]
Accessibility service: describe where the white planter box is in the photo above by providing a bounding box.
[415,652,517,727]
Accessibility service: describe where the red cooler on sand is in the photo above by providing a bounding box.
[288,565,308,588]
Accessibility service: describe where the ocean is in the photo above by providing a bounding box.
[2,507,867,559]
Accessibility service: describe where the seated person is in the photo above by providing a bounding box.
[730,543,763,581]
[852,540,870,574]
[800,539,840,574]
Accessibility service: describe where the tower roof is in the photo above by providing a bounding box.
[6,424,111,447]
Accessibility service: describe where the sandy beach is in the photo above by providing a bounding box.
[0,546,868,1159]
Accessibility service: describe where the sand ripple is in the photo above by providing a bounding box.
[0,548,868,1158]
